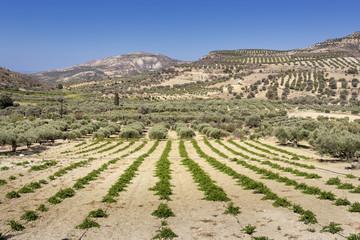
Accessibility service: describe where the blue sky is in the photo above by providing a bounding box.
[1,0,359,72]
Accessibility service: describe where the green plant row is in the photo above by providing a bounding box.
[102,141,159,203]
[326,177,360,194]
[149,141,173,200]
[77,140,100,150]
[48,188,75,204]
[75,141,154,229]
[191,139,318,224]
[271,157,315,170]
[179,140,230,202]
[110,141,135,155]
[75,141,111,154]
[228,139,268,158]
[97,141,124,153]
[5,179,47,199]
[219,140,320,179]
[49,157,96,180]
[74,141,87,147]
[258,160,321,179]
[243,141,279,156]
[215,139,250,159]
[228,157,360,212]
[29,160,57,172]
[203,138,228,158]
[254,140,310,160]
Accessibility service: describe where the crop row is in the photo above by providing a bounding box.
[254,140,310,160]
[75,141,112,154]
[326,177,360,194]
[179,140,229,201]
[29,160,57,172]
[102,141,158,203]
[191,139,318,224]
[110,141,135,155]
[149,141,173,200]
[217,140,319,179]
[75,141,159,230]
[4,141,148,233]
[73,141,148,191]
[97,141,123,153]
[220,143,360,212]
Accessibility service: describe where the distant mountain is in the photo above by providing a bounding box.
[302,31,360,56]
[0,66,51,90]
[30,52,184,83]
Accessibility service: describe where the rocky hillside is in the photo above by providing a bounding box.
[302,31,360,56]
[0,67,51,90]
[30,52,184,83]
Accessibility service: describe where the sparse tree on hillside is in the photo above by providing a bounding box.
[0,95,14,109]
[114,93,119,106]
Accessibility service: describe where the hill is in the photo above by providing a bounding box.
[30,52,184,83]
[0,66,52,90]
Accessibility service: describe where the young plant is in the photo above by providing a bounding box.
[349,202,360,212]
[37,204,48,212]
[21,210,39,221]
[152,227,178,239]
[335,198,351,206]
[88,209,108,218]
[242,224,257,235]
[223,202,241,216]
[6,191,20,199]
[321,222,343,234]
[7,220,25,231]
[75,218,100,229]
[152,203,175,219]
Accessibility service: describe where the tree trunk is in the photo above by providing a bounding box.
[11,144,17,152]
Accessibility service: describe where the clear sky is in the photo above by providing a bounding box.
[1,0,359,72]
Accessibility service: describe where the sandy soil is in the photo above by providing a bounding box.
[1,138,360,239]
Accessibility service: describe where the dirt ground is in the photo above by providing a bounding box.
[1,137,360,239]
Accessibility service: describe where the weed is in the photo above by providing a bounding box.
[75,218,100,229]
[152,203,175,219]
[321,222,343,234]
[8,175,16,180]
[7,220,25,231]
[242,224,257,235]
[307,228,316,232]
[21,210,39,221]
[223,202,241,215]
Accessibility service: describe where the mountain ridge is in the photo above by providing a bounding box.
[30,52,184,83]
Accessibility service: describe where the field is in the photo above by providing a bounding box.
[1,131,360,240]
